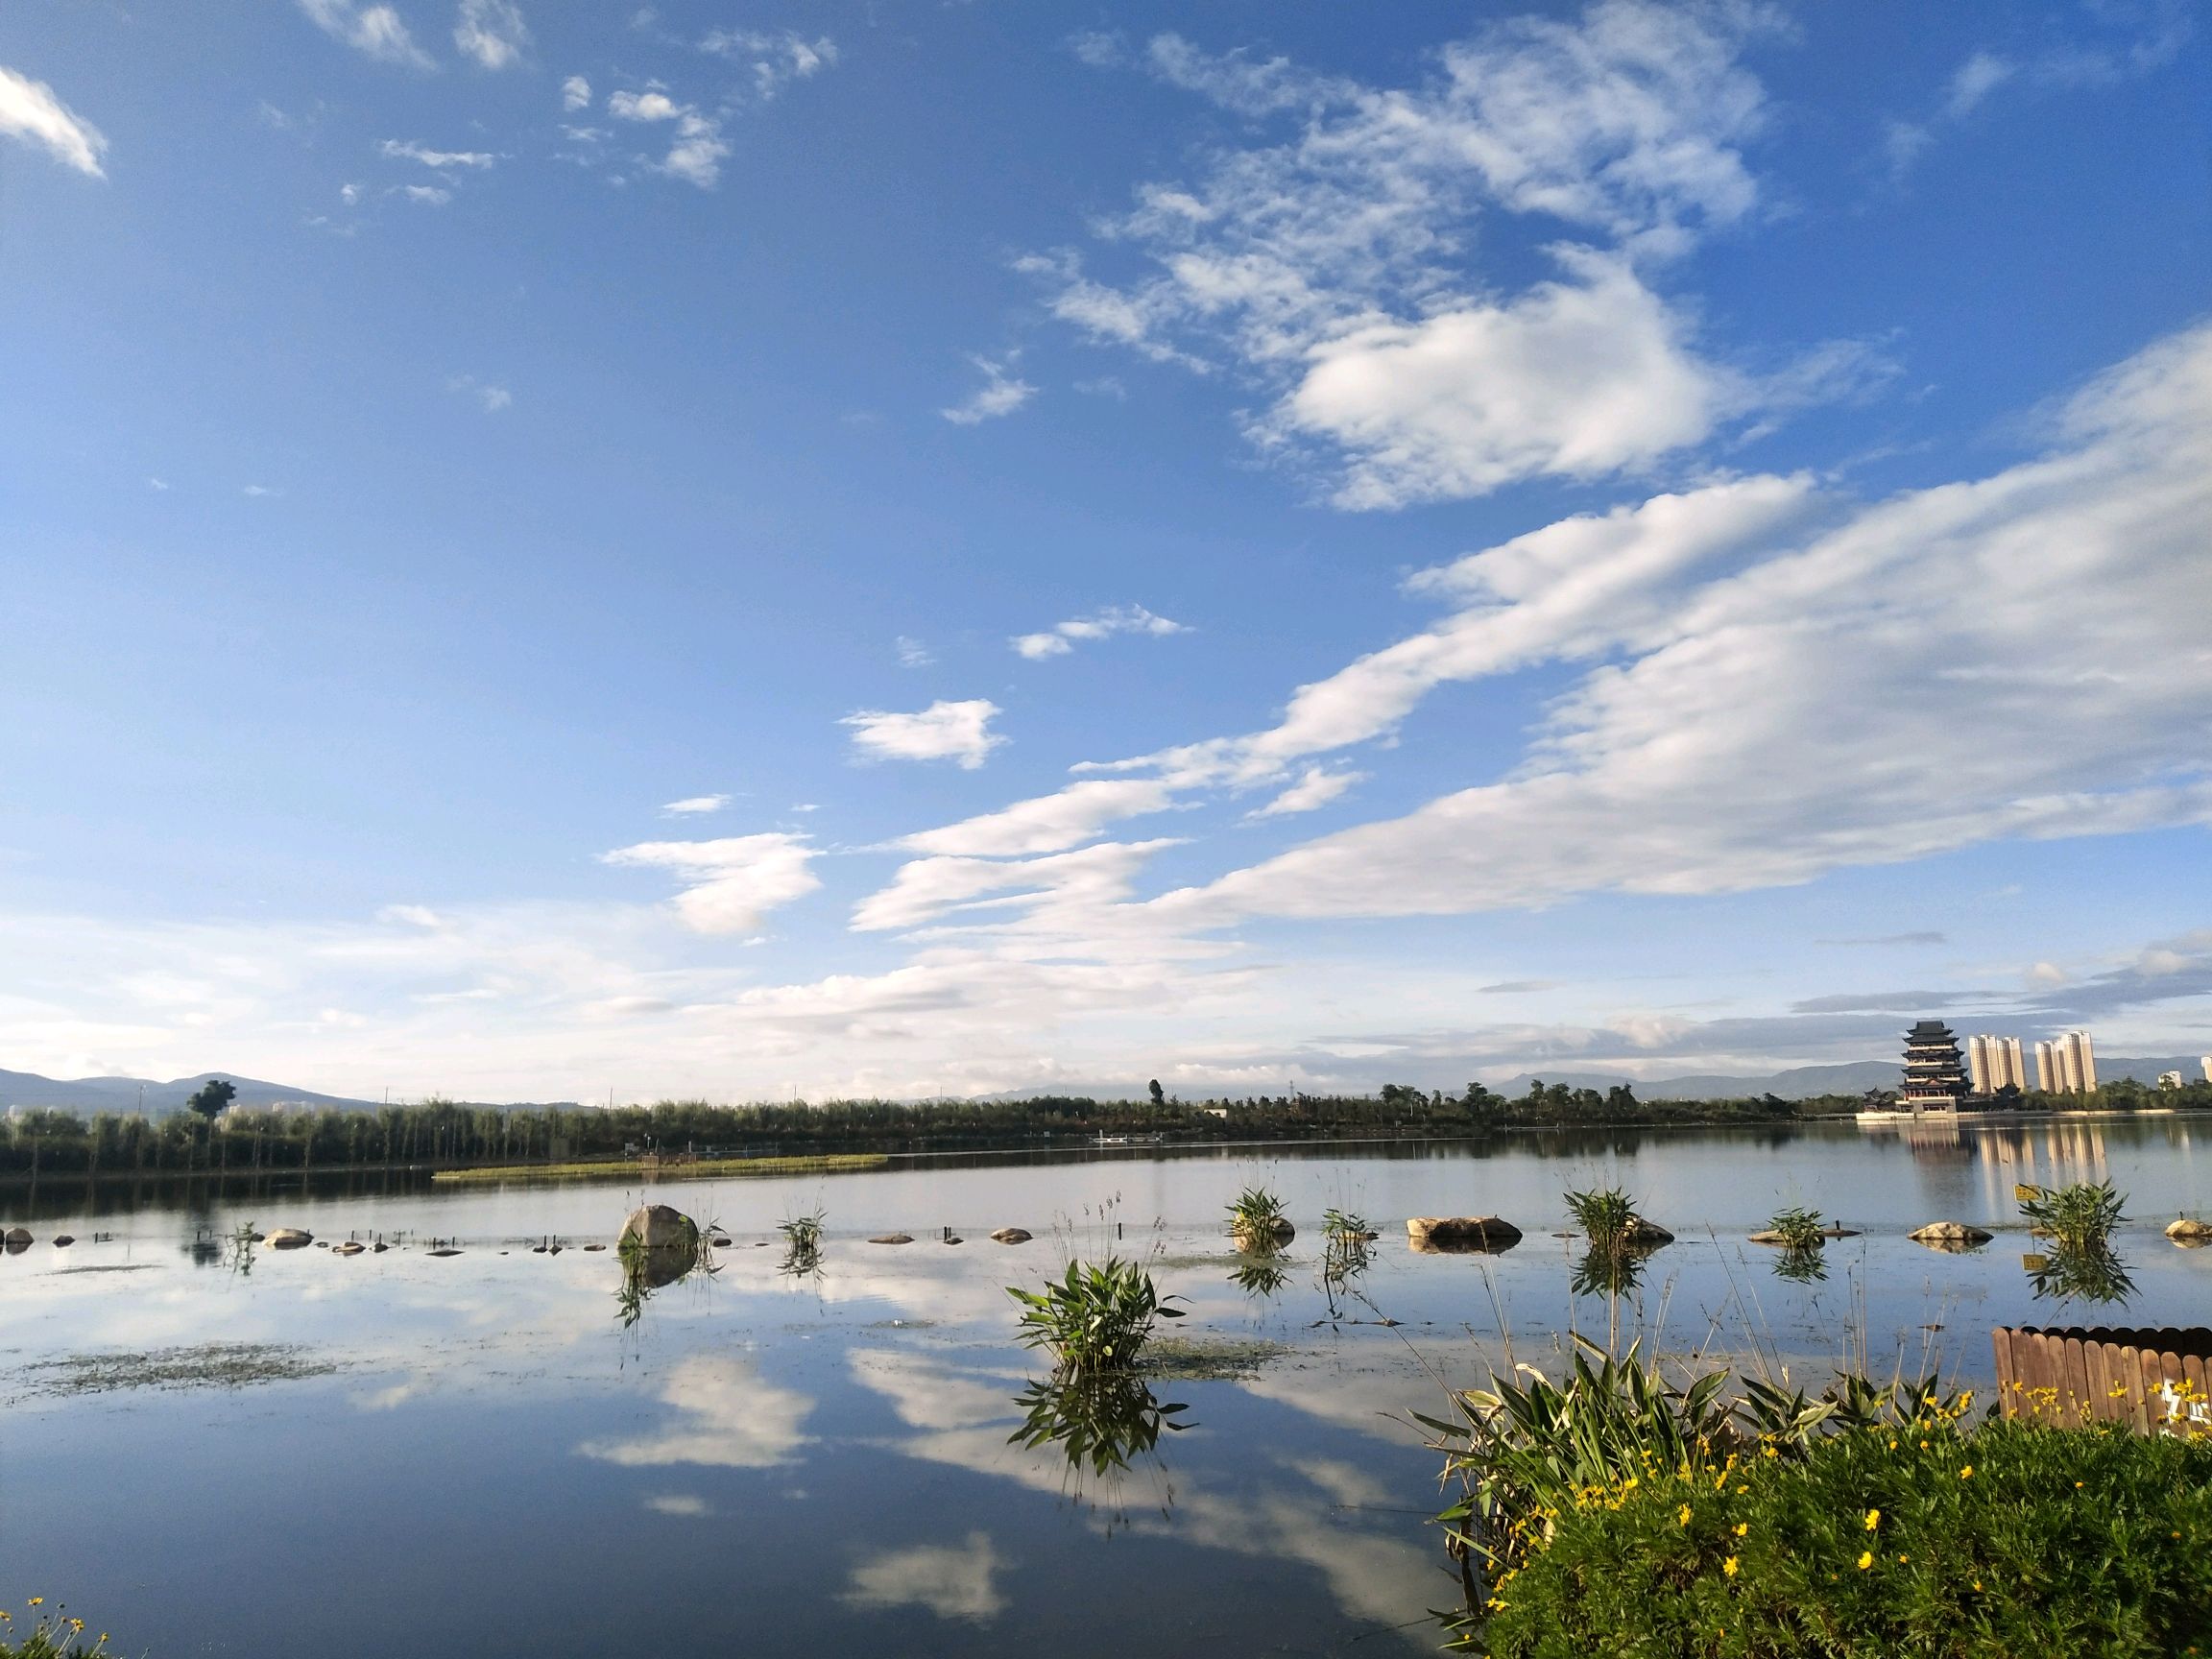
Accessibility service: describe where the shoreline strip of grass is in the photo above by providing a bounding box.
[432,1152,889,1183]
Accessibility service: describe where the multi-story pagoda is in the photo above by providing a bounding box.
[1899,1019,1969,1113]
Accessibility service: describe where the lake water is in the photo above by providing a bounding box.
[4,1119,2209,1656]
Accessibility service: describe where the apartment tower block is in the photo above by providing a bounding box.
[2033,1030,2099,1094]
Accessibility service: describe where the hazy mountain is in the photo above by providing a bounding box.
[0,1070,375,1116]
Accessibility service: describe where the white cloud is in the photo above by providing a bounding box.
[841,699,1005,770]
[0,65,108,177]
[895,636,934,669]
[1026,4,1854,505]
[561,74,591,111]
[661,794,732,816]
[241,484,276,497]
[609,88,682,122]
[1011,604,1188,660]
[445,374,511,411]
[1279,250,1729,509]
[698,29,838,100]
[644,1494,709,1517]
[400,184,451,205]
[852,839,1178,934]
[842,1532,1004,1623]
[453,0,528,70]
[579,1357,815,1468]
[607,89,728,187]
[1248,766,1360,818]
[1157,321,2212,926]
[380,137,495,168]
[298,0,436,69]
[901,781,1175,858]
[940,355,1035,425]
[1944,50,2017,118]
[600,833,821,934]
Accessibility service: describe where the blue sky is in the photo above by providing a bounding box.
[2,0,2207,1101]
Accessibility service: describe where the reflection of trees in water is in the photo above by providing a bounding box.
[2025,1241,2135,1307]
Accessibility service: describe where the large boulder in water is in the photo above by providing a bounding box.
[990,1228,1033,1244]
[618,1205,697,1250]
[1910,1221,1992,1246]
[5,1226,34,1250]
[265,1228,313,1249]
[1407,1216,1523,1254]
[2166,1217,2212,1244]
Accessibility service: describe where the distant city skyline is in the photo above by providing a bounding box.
[2,1,2207,1099]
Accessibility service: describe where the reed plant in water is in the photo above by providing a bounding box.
[1226,1185,1289,1242]
[1563,1185,1639,1246]
[2016,1179,2125,1249]
[1767,1205,1826,1251]
[1008,1258,1186,1380]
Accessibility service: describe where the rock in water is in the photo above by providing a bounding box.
[990,1228,1033,1244]
[618,1205,696,1250]
[1232,1217,1296,1248]
[1407,1216,1524,1250]
[266,1228,313,1249]
[1909,1221,1993,1245]
[868,1234,915,1245]
[2165,1217,2212,1242]
[52,1235,75,1247]
[427,1247,463,1258]
[335,1241,365,1256]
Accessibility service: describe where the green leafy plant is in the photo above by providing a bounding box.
[1322,1206,1374,1243]
[1564,1185,1639,1245]
[2017,1180,2126,1249]
[2027,1240,2136,1306]
[777,1207,825,1277]
[1456,1415,2212,1656]
[1008,1258,1186,1379]
[1767,1205,1826,1251]
[1227,1185,1288,1236]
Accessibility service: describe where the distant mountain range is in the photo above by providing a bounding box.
[0,1070,375,1116]
[3,1055,2203,1116]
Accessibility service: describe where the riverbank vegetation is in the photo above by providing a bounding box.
[1426,1340,2212,1657]
[5,1074,2207,1179]
[431,1152,886,1184]
[0,1601,106,1658]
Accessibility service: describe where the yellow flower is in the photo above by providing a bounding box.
[1857,1551,1874,1571]
[28,1599,41,1608]
[1734,1522,1749,1537]
[1864,1509,1881,1531]
[1679,1504,1694,1527]
[1960,1465,1974,1479]
[1722,1556,1740,1578]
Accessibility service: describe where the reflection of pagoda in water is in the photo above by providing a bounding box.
[1900,1020,1969,1113]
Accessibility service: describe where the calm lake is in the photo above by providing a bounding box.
[4,1119,2209,1656]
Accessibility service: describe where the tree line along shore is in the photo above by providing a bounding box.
[2,1075,2207,1179]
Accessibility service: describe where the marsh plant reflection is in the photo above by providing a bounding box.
[614,1233,709,1328]
[1772,1245,1828,1285]
[1230,1251,1294,1299]
[1570,1241,1655,1300]
[2025,1240,2137,1307]
[1008,1371,1190,1478]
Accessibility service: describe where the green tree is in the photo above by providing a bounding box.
[184,1079,236,1122]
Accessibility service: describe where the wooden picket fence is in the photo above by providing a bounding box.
[1992,1325,2212,1434]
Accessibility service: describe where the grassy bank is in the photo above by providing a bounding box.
[430,1151,888,1183]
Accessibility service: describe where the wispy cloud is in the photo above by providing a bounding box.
[380,137,495,168]
[660,794,731,816]
[453,0,528,70]
[561,74,591,110]
[600,833,819,934]
[1247,765,1360,819]
[697,29,838,99]
[842,700,1005,770]
[608,86,728,187]
[298,0,436,69]
[940,354,1035,425]
[1011,604,1186,660]
[895,637,934,668]
[0,64,108,177]
[446,373,512,411]
[1025,6,1891,508]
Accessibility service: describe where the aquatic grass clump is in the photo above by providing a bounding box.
[1227,1185,1290,1245]
[2018,1179,2126,1249]
[1009,1372,1189,1474]
[1767,1205,1827,1252]
[1564,1185,1639,1246]
[1008,1258,1186,1380]
[1455,1415,2212,1656]
[778,1207,826,1276]
[1322,1206,1374,1244]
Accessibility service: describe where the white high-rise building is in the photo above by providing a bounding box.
[2034,1031,2099,1094]
[1965,1035,2026,1094]
[2201,1056,2211,1085]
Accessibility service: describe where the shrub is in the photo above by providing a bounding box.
[1008,1258,1185,1379]
[1469,1418,2212,1658]
[2018,1180,2125,1249]
[1322,1206,1374,1243]
[1227,1186,1288,1238]
[1565,1186,1638,1245]
[1767,1205,1826,1251]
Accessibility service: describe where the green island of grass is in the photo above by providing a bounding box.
[431,1151,889,1183]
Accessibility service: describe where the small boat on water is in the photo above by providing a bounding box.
[1094,1131,1166,1147]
